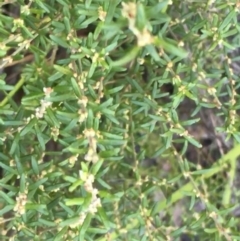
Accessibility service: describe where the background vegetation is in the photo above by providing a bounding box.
[1,0,240,240]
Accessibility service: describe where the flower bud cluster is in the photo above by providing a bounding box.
[35,87,53,119]
[13,190,28,216]
[78,95,88,123]
[83,129,99,163]
[121,2,153,47]
[98,6,107,22]
[70,171,101,228]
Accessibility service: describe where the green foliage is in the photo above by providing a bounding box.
[1,0,240,240]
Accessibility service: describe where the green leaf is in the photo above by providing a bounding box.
[63,175,78,183]
[87,108,94,128]
[105,0,120,23]
[0,205,14,216]
[87,227,108,234]
[39,218,57,227]
[29,178,48,191]
[69,180,84,192]
[222,40,235,50]
[46,93,76,102]
[47,196,62,211]
[63,16,71,33]
[35,124,45,151]
[136,3,147,31]
[35,0,50,13]
[14,155,24,175]
[0,182,17,193]
[101,132,123,140]
[185,135,202,148]
[2,121,26,126]
[158,1,169,13]
[31,155,40,175]
[146,44,162,62]
[54,227,68,241]
[65,198,85,206]
[94,22,103,40]
[191,167,219,176]
[71,77,81,98]
[103,113,120,125]
[20,174,26,193]
[204,228,217,234]
[20,118,37,137]
[181,118,200,126]
[154,37,188,58]
[88,62,97,78]
[219,10,235,31]
[48,72,64,82]
[50,35,69,48]
[0,162,17,174]
[87,84,97,99]
[98,139,126,146]
[56,0,69,6]
[53,65,72,75]
[128,78,144,93]
[98,207,112,229]
[91,158,104,175]
[79,213,92,241]
[107,85,124,94]
[99,150,121,159]
[0,190,15,205]
[46,108,60,128]
[81,16,99,27]
[111,46,141,67]
[189,194,196,211]
[171,226,187,237]
[85,0,92,8]
[97,177,112,190]
[10,132,20,156]
[25,203,47,213]
[21,94,44,106]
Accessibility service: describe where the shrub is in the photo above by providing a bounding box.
[1,1,240,240]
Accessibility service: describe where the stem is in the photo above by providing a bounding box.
[96,146,240,240]
[0,77,25,107]
[222,143,237,207]
[151,144,240,215]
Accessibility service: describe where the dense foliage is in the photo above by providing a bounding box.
[1,1,240,240]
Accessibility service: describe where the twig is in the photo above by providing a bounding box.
[0,76,25,106]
